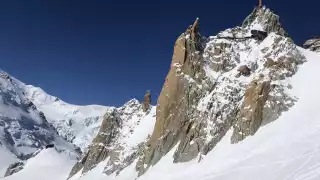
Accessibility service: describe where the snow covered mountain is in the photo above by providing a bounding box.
[1,5,320,180]
[25,85,111,151]
[0,69,110,152]
[0,71,79,154]
[0,71,80,177]
[0,70,154,178]
[65,6,318,180]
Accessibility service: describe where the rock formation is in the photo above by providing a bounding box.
[135,17,208,175]
[4,162,25,177]
[68,98,156,178]
[68,108,121,177]
[142,90,151,112]
[242,7,287,36]
[68,6,307,179]
[237,65,251,76]
[303,37,320,52]
[135,6,305,176]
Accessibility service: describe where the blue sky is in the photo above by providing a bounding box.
[0,0,318,106]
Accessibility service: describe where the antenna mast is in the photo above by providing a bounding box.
[258,0,263,8]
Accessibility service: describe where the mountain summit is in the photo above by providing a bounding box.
[65,6,308,179]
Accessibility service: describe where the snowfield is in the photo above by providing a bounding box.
[3,148,77,180]
[0,147,17,177]
[25,85,111,151]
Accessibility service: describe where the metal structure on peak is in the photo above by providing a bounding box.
[258,0,263,8]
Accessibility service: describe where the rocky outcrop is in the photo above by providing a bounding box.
[303,37,320,52]
[135,7,305,177]
[45,144,55,149]
[68,109,121,178]
[242,7,287,36]
[67,7,306,179]
[231,80,271,143]
[237,65,251,76]
[68,98,156,179]
[251,30,268,41]
[142,90,151,112]
[135,18,206,175]
[4,162,25,177]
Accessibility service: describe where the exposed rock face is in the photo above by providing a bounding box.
[68,99,156,179]
[142,90,151,112]
[135,18,207,175]
[68,7,306,179]
[243,7,287,36]
[45,144,55,149]
[303,37,320,52]
[231,80,271,143]
[68,108,121,177]
[237,65,251,76]
[135,7,305,176]
[251,30,268,40]
[4,162,25,177]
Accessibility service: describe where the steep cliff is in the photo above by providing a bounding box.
[68,99,156,178]
[136,6,305,175]
[68,6,307,180]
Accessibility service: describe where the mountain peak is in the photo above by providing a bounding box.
[242,6,287,36]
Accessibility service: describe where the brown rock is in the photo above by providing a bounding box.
[136,18,205,175]
[68,109,121,179]
[237,65,251,76]
[303,37,320,52]
[231,80,271,143]
[264,58,276,68]
[142,90,151,112]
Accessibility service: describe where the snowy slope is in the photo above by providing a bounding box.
[0,146,18,177]
[25,85,111,151]
[3,148,77,180]
[73,48,320,180]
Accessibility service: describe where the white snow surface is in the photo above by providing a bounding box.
[71,48,320,180]
[25,85,111,151]
[0,146,17,177]
[0,72,79,158]
[3,148,77,180]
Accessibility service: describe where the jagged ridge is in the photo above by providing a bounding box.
[67,6,308,180]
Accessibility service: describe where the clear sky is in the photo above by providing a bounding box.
[0,0,318,107]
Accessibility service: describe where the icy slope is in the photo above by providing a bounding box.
[75,48,320,180]
[0,146,17,177]
[25,85,110,151]
[3,148,77,180]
